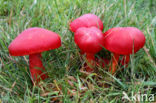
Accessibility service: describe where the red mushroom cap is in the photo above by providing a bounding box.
[9,27,61,56]
[103,27,145,55]
[74,27,104,54]
[70,13,103,32]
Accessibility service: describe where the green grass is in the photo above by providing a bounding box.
[0,0,156,102]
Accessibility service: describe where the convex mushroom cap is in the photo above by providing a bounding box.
[74,27,104,54]
[9,27,61,56]
[103,27,145,55]
[70,13,103,32]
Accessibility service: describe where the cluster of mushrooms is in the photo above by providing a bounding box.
[8,13,145,84]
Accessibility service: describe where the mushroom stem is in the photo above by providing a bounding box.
[29,53,48,83]
[85,53,95,72]
[109,53,120,74]
[80,50,85,55]
[121,55,130,66]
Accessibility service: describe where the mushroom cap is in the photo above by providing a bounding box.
[103,27,145,55]
[9,27,61,56]
[74,27,104,54]
[70,13,103,32]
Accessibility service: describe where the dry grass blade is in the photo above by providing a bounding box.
[79,69,92,75]
[8,8,13,26]
[10,81,16,92]
[53,80,63,95]
[143,46,156,67]
[67,76,77,82]
[0,57,4,67]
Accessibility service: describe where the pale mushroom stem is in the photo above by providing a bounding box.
[85,53,95,72]
[109,53,120,74]
[29,53,48,83]
[121,55,130,66]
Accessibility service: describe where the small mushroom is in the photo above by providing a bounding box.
[103,27,145,74]
[70,13,103,32]
[9,27,61,83]
[74,27,104,72]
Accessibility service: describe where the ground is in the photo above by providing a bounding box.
[0,0,156,102]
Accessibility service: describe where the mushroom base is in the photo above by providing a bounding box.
[109,53,120,74]
[85,53,95,72]
[29,53,48,83]
[109,54,130,74]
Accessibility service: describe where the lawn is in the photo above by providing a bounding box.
[0,0,156,102]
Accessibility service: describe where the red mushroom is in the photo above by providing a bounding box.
[8,27,61,83]
[74,27,104,72]
[70,13,103,32]
[103,27,145,74]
